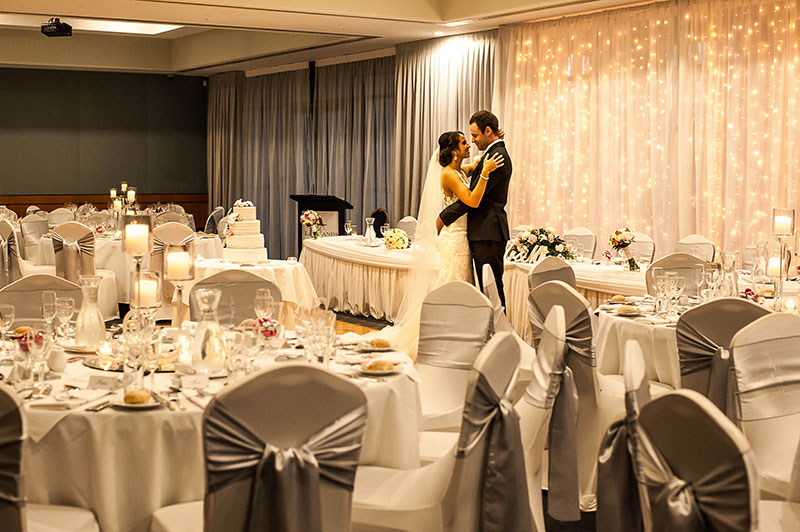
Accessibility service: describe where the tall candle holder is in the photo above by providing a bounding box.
[126,187,137,207]
[163,240,195,332]
[123,214,153,323]
[771,207,795,311]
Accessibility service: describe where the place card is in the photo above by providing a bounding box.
[88,375,121,390]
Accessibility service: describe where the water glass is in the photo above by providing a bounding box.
[42,291,57,335]
[26,329,51,388]
[254,289,274,320]
[56,297,75,338]
[344,221,353,235]
[13,339,33,391]
[0,304,14,359]
[381,224,390,237]
[225,331,248,382]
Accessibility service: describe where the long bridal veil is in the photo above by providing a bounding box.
[378,149,443,357]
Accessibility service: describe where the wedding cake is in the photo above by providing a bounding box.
[223,200,268,263]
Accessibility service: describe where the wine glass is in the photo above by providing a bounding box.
[0,304,14,360]
[26,329,51,392]
[55,297,74,339]
[145,329,164,391]
[380,224,390,237]
[671,277,686,317]
[344,221,353,236]
[42,291,57,335]
[254,289,274,320]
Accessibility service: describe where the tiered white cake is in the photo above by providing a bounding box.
[222,200,268,263]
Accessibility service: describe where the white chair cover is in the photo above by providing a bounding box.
[352,332,532,532]
[627,232,655,263]
[75,203,96,217]
[0,275,82,324]
[0,207,18,222]
[528,280,600,510]
[47,207,75,226]
[645,252,712,297]
[527,256,576,294]
[731,313,800,499]
[83,212,109,228]
[395,216,417,240]
[676,298,770,414]
[189,270,282,326]
[20,213,48,260]
[26,205,42,215]
[0,383,100,532]
[564,226,597,259]
[417,281,493,431]
[635,390,759,531]
[675,234,716,262]
[204,206,225,234]
[0,220,24,285]
[167,204,186,214]
[52,222,96,284]
[154,212,185,227]
[152,366,367,532]
[517,305,580,525]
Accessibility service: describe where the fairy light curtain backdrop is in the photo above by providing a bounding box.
[494,0,800,255]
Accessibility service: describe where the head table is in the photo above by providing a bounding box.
[7,338,420,532]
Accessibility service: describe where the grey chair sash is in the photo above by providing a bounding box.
[676,321,729,412]
[0,238,10,287]
[457,372,533,532]
[529,297,595,366]
[204,401,367,532]
[596,382,651,532]
[1,233,23,284]
[52,231,95,284]
[543,365,580,521]
[0,390,25,532]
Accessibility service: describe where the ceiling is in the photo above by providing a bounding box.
[0,0,653,75]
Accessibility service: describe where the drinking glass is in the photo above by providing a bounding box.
[381,224,390,237]
[224,331,248,382]
[664,272,679,316]
[26,329,51,389]
[13,339,33,391]
[254,289,274,320]
[55,297,74,338]
[145,329,164,391]
[42,291,57,335]
[344,221,353,236]
[295,308,314,349]
[670,277,686,317]
[0,304,14,359]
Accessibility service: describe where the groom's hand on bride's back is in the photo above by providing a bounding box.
[436,216,444,234]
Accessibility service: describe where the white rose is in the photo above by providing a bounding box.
[539,234,547,242]
[521,231,531,239]
[556,244,565,252]
[546,226,556,233]
[548,233,555,242]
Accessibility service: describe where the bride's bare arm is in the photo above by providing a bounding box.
[461,161,478,177]
[442,153,504,208]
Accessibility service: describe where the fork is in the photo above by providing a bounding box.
[169,391,186,411]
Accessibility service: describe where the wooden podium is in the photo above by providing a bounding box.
[290,194,353,253]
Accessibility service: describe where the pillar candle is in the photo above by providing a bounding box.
[127,189,136,203]
[110,188,117,198]
[166,251,192,280]
[113,199,122,212]
[774,215,793,235]
[120,182,128,192]
[767,256,781,277]
[134,279,159,307]
[125,223,149,256]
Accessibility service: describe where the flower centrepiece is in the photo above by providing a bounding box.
[506,226,576,262]
[300,209,323,238]
[609,228,639,271]
[384,228,410,250]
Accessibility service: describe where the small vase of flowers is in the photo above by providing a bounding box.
[609,228,639,271]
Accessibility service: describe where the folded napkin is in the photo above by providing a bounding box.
[27,389,108,410]
[633,316,675,326]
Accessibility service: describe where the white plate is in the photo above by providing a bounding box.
[359,367,399,376]
[58,340,95,354]
[356,342,393,352]
[111,398,163,410]
[616,311,642,318]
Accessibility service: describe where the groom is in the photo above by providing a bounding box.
[436,110,512,308]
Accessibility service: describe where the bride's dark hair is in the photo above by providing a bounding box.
[438,131,463,167]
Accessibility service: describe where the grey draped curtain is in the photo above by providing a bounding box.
[311,56,395,231]
[393,31,496,221]
[207,70,310,259]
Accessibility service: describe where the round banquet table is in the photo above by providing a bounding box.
[13,350,421,532]
[30,235,223,303]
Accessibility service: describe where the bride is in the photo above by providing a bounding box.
[379,131,504,357]
[435,130,504,286]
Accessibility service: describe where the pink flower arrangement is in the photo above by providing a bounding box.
[95,225,104,234]
[254,317,279,338]
[740,288,760,303]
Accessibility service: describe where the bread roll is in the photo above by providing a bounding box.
[611,295,626,303]
[369,338,391,349]
[367,360,394,372]
[13,326,31,336]
[617,305,637,314]
[124,389,151,405]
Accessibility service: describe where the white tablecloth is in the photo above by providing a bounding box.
[14,352,420,532]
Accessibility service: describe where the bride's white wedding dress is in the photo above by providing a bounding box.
[436,170,474,286]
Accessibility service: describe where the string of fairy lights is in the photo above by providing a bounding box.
[501,0,800,256]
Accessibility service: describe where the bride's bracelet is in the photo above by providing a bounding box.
[480,173,489,180]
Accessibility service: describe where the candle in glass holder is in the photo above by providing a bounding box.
[127,189,136,203]
[767,256,782,277]
[774,215,793,235]
[125,223,149,256]
[785,297,798,313]
[166,251,192,279]
[134,279,159,307]
[113,199,122,212]
[120,182,128,192]
[110,188,117,198]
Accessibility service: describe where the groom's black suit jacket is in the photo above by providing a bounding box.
[439,140,512,241]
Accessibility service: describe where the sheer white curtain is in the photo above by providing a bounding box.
[496,0,800,255]
[393,31,496,221]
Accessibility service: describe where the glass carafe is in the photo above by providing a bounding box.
[718,251,739,297]
[751,241,769,294]
[191,288,228,375]
[364,217,376,244]
[75,276,106,348]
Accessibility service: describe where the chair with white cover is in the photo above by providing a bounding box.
[166,204,185,214]
[151,223,196,320]
[395,216,417,240]
[51,222,117,320]
[730,313,800,499]
[416,281,493,431]
[676,298,770,416]
[675,233,716,262]
[204,206,225,234]
[564,226,597,259]
[151,365,368,532]
[75,203,96,218]
[154,212,185,227]
[0,383,100,532]
[0,206,18,222]
[0,220,22,286]
[0,275,82,325]
[528,280,601,510]
[645,252,712,297]
[48,207,75,227]
[26,205,42,215]
[626,232,655,263]
[83,212,109,229]
[20,213,49,260]
[189,270,281,326]
[351,332,533,532]
[527,258,576,345]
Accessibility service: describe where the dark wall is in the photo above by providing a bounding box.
[0,68,207,195]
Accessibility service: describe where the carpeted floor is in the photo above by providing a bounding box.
[542,492,596,531]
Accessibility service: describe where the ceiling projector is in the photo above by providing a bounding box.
[41,18,72,37]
